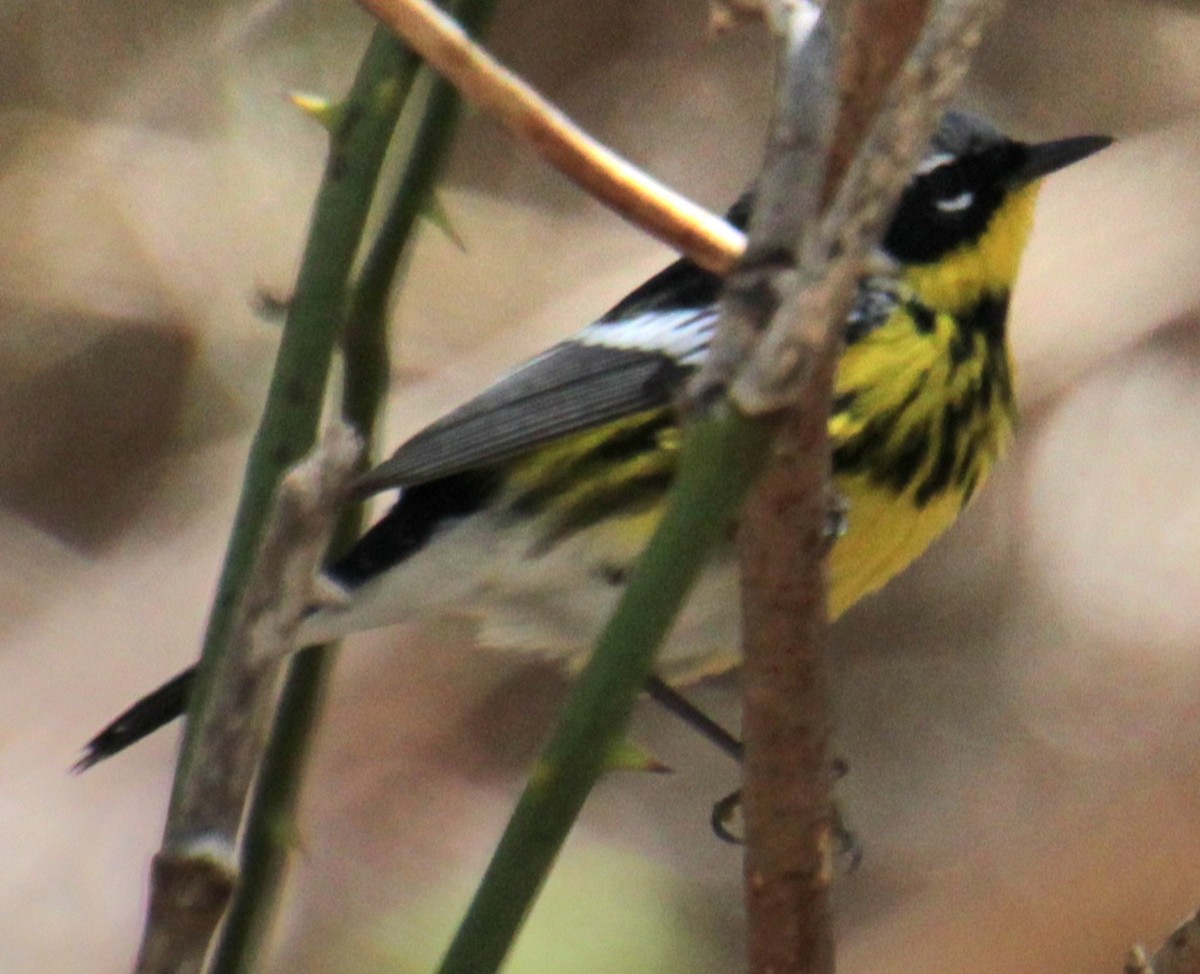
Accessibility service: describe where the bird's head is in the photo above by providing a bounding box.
[881,111,1111,314]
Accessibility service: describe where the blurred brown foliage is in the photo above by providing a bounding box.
[2,1,1198,972]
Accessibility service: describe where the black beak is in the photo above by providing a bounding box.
[1012,134,1113,185]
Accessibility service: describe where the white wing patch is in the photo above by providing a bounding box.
[577,307,719,367]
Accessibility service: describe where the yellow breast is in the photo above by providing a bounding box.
[824,185,1039,618]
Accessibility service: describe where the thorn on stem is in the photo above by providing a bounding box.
[289,92,344,131]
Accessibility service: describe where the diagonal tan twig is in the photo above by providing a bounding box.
[352,0,747,274]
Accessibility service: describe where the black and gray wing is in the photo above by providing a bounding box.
[75,207,742,772]
[357,288,723,496]
[355,196,753,496]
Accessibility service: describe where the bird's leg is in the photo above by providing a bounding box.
[707,763,860,870]
[645,675,860,867]
[645,676,742,762]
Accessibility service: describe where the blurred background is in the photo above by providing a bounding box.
[2,0,1199,971]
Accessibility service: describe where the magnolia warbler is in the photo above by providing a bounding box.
[79,112,1110,769]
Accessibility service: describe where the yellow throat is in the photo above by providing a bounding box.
[824,182,1042,620]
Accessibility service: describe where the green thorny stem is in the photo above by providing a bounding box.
[166,25,415,826]
[434,406,778,974]
[210,53,493,974]
[177,5,496,974]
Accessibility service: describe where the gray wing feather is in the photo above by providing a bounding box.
[356,340,689,495]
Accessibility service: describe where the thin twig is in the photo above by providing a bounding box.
[352,0,746,274]
[133,424,361,974]
[708,0,820,36]
[1130,912,1200,974]
[689,0,835,412]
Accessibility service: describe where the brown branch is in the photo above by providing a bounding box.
[727,12,844,974]
[133,423,361,974]
[352,0,746,274]
[821,0,932,204]
[726,2,1003,974]
[731,0,1000,413]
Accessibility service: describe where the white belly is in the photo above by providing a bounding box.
[298,510,743,681]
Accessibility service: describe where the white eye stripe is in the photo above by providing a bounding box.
[935,190,975,213]
[915,152,955,176]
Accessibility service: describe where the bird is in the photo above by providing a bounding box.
[77,111,1111,770]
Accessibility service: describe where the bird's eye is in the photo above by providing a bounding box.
[935,190,975,214]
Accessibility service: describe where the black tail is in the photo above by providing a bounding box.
[74,666,195,772]
[77,668,749,774]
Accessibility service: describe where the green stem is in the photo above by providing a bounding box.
[435,406,777,974]
[207,642,333,974]
[165,22,416,974]
[167,26,420,815]
[208,6,500,970]
[342,68,471,435]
